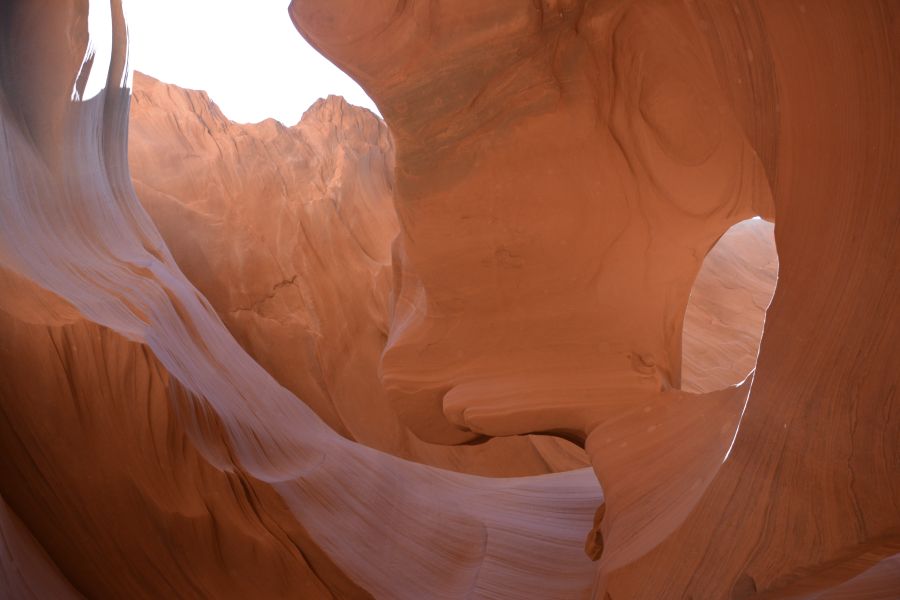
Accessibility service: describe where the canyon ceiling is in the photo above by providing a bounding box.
[0,1,897,599]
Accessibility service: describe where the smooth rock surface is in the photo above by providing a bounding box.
[0,0,896,598]
[129,71,590,474]
[1,2,602,598]
[292,0,899,597]
[127,71,777,475]
[682,218,778,394]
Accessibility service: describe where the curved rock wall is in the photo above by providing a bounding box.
[682,218,778,394]
[128,71,590,475]
[292,0,899,597]
[0,0,896,598]
[1,2,601,598]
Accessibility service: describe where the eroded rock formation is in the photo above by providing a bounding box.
[293,0,899,597]
[128,71,589,474]
[1,2,601,599]
[0,0,896,598]
[127,72,777,477]
[682,218,778,394]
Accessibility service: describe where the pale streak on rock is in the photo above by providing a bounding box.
[0,0,896,598]
[0,1,601,599]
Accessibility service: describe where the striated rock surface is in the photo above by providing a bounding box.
[126,72,776,474]
[0,0,896,599]
[0,306,367,599]
[0,494,81,600]
[1,2,601,599]
[128,71,589,474]
[293,0,899,597]
[682,218,778,394]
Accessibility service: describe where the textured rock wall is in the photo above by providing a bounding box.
[0,2,602,598]
[0,0,895,598]
[129,71,589,474]
[127,71,777,475]
[0,306,367,599]
[682,218,778,394]
[0,494,81,600]
[292,0,899,597]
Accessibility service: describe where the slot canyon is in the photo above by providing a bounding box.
[0,1,897,598]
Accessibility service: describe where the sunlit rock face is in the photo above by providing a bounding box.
[0,1,897,599]
[293,1,776,451]
[130,77,398,450]
[128,72,590,474]
[682,218,778,394]
[1,3,604,599]
[293,0,899,597]
[292,0,779,580]
[0,308,367,599]
[126,73,776,475]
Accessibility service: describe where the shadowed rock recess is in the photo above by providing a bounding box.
[0,1,896,598]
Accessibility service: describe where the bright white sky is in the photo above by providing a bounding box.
[124,0,379,124]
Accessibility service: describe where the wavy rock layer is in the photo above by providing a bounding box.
[0,0,896,599]
[128,72,589,474]
[0,2,601,599]
[126,73,777,474]
[682,218,778,394]
[292,0,899,597]
[0,304,366,599]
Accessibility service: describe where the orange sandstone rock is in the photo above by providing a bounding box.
[128,71,590,474]
[0,0,895,598]
[292,0,899,597]
[1,3,602,599]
